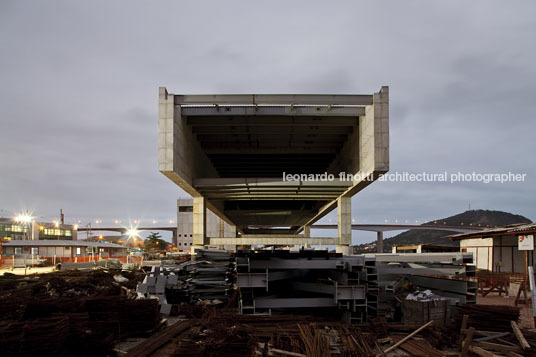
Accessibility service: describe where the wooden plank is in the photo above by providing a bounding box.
[506,352,524,357]
[458,314,469,345]
[461,327,475,357]
[382,320,434,354]
[510,321,530,351]
[126,320,195,357]
[269,348,306,357]
[394,337,446,357]
[474,341,523,354]
[469,345,498,357]
[474,332,510,342]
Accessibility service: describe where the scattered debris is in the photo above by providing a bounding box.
[114,274,129,283]
[455,304,521,331]
[406,289,440,301]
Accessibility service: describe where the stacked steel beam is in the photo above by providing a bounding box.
[235,249,370,323]
[368,252,477,319]
[235,250,475,323]
[136,249,234,314]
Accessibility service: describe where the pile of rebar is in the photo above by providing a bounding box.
[455,304,520,331]
[168,309,378,357]
[0,269,156,356]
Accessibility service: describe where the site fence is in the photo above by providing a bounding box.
[0,255,142,268]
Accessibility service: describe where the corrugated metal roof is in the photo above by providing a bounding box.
[3,240,127,249]
[449,222,536,241]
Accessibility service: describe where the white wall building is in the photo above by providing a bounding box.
[450,223,536,273]
[176,198,236,252]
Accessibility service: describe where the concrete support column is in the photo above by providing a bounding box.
[193,197,208,248]
[303,225,311,248]
[377,231,383,253]
[172,230,177,248]
[337,197,352,255]
[224,225,237,252]
[229,225,237,237]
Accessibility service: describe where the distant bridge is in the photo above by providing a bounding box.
[314,224,479,233]
[312,224,481,251]
[77,226,178,241]
[78,224,481,251]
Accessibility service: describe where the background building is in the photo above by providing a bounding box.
[2,240,127,262]
[177,198,235,252]
[0,217,78,241]
[450,222,536,273]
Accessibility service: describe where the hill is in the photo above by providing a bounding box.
[353,209,532,253]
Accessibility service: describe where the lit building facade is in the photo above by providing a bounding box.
[0,217,78,241]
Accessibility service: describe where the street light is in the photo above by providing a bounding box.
[123,228,140,247]
[15,214,32,223]
[126,228,139,238]
[15,213,33,240]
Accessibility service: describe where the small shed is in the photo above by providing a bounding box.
[2,240,128,259]
[449,223,536,273]
[392,244,459,253]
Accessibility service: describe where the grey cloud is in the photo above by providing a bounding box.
[1,1,535,244]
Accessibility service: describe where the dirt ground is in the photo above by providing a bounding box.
[0,266,56,275]
[477,294,534,328]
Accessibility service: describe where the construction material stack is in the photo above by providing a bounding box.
[236,249,370,323]
[136,249,234,314]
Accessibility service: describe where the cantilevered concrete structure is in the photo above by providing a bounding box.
[158,87,389,253]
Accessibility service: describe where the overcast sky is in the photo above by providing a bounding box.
[1,1,535,243]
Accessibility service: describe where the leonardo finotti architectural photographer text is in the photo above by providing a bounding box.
[282,171,527,184]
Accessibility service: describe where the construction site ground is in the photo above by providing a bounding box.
[2,267,536,356]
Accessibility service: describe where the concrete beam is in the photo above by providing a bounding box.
[175,94,374,106]
[203,194,341,200]
[194,178,353,188]
[209,237,337,245]
[338,197,351,245]
[182,106,365,117]
[193,197,208,246]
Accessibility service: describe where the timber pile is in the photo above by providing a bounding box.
[455,304,520,331]
[457,312,536,356]
[122,308,446,357]
[0,297,160,357]
[390,335,446,356]
[0,269,157,357]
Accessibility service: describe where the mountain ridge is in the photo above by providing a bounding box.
[353,209,532,253]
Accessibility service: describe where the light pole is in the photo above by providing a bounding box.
[86,222,92,241]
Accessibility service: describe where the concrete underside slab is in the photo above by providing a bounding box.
[158,88,389,248]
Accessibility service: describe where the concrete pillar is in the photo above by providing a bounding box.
[337,197,352,255]
[172,229,177,248]
[377,231,383,253]
[193,197,208,248]
[229,225,237,237]
[336,245,351,255]
[224,225,237,252]
[303,225,311,248]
